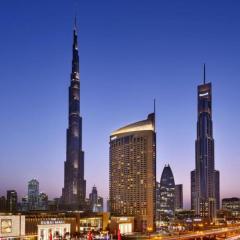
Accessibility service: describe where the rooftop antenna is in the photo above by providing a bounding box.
[154,98,156,132]
[203,63,206,85]
[74,0,79,31]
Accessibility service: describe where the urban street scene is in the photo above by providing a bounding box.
[0,1,240,240]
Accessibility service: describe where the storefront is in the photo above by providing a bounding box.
[110,216,134,234]
[79,212,110,232]
[38,220,70,240]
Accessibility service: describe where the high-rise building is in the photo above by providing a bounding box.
[20,196,28,212]
[191,65,220,220]
[159,164,175,220]
[62,18,86,209]
[156,182,161,221]
[6,190,18,212]
[95,196,104,213]
[109,112,156,232]
[28,179,39,210]
[175,184,183,210]
[89,185,103,212]
[89,185,98,209]
[0,196,6,212]
[38,192,48,211]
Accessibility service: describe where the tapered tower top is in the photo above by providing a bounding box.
[203,63,206,85]
[71,16,79,80]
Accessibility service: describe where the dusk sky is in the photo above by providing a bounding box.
[0,0,240,208]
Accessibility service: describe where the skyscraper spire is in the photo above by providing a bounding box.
[153,98,156,131]
[71,17,79,79]
[74,14,77,32]
[203,63,206,85]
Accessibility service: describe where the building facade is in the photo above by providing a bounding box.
[62,19,86,209]
[38,193,48,211]
[89,186,103,212]
[222,198,240,218]
[159,165,175,221]
[0,196,6,212]
[175,184,183,210]
[191,67,220,220]
[6,190,18,213]
[156,182,161,221]
[109,113,156,232]
[28,179,39,210]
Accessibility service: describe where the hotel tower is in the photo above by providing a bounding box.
[62,19,86,209]
[191,65,220,219]
[109,112,156,232]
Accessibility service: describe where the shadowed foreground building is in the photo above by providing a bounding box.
[191,66,220,220]
[62,19,86,210]
[109,113,156,232]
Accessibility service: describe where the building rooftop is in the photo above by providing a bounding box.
[111,113,155,136]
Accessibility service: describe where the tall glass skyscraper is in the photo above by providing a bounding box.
[191,66,220,219]
[28,179,39,210]
[158,164,175,221]
[62,19,86,209]
[109,113,156,232]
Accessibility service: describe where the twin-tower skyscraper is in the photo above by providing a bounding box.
[62,19,86,209]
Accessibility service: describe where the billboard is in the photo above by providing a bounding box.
[1,219,12,234]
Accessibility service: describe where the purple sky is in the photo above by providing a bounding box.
[0,0,240,208]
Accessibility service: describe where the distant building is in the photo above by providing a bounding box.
[48,198,60,212]
[175,184,183,210]
[0,196,6,212]
[7,190,18,212]
[109,112,156,232]
[89,186,98,210]
[38,192,48,211]
[156,182,161,221]
[159,164,175,220]
[191,67,220,220]
[89,186,103,212]
[28,179,39,210]
[95,196,103,212]
[20,196,28,212]
[222,198,240,218]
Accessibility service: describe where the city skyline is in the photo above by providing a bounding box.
[1,1,240,208]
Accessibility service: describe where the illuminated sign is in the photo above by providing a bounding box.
[1,219,12,234]
[193,218,202,222]
[119,217,128,221]
[111,136,117,140]
[199,92,209,97]
[40,219,65,225]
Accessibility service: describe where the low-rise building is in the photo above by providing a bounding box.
[79,212,110,232]
[222,198,240,218]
